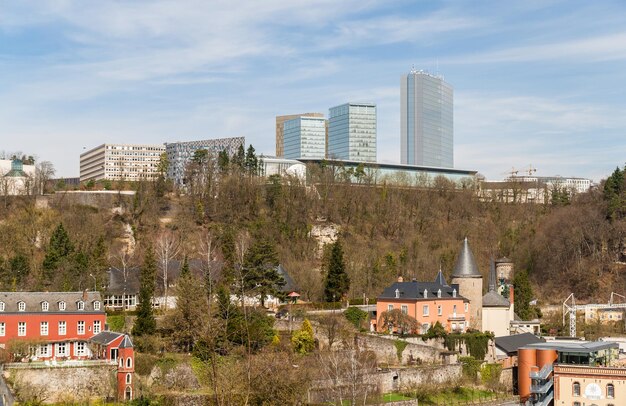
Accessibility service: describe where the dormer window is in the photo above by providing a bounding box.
[0,302,4,312]
[395,289,400,299]
[41,301,49,311]
[452,289,457,298]
[93,301,101,311]
[77,301,85,311]
[59,301,66,311]
[423,289,428,298]
[18,301,26,311]
[437,289,441,298]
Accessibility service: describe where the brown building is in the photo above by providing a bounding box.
[518,340,621,405]
[276,113,325,157]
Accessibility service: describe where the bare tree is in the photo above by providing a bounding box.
[35,160,55,195]
[316,348,378,405]
[111,246,136,311]
[156,230,181,310]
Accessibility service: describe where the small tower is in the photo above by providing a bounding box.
[117,335,135,401]
[482,259,512,336]
[451,238,483,329]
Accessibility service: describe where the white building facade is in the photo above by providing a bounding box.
[401,70,453,168]
[80,144,165,182]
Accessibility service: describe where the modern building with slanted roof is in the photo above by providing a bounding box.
[375,270,470,334]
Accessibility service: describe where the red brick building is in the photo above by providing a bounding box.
[90,331,135,400]
[0,291,106,360]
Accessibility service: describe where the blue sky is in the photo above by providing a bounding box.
[1,0,625,181]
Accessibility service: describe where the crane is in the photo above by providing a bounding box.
[563,293,626,337]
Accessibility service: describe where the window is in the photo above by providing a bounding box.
[423,289,428,298]
[0,301,5,311]
[573,402,581,406]
[464,303,468,312]
[437,289,441,298]
[607,383,615,398]
[126,373,132,384]
[573,382,580,396]
[93,301,101,311]
[94,320,101,334]
[0,322,4,336]
[77,301,85,310]
[56,342,68,357]
[127,358,132,368]
[75,342,86,356]
[37,344,51,357]
[437,305,442,316]
[77,321,85,335]
[119,357,124,368]
[452,289,457,298]
[58,321,66,335]
[18,322,26,336]
[453,305,457,314]
[40,321,48,336]
[59,301,66,311]
[401,305,408,315]
[388,304,393,312]
[18,301,25,311]
[423,305,429,316]
[41,301,49,311]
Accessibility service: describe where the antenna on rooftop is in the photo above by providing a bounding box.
[526,165,537,176]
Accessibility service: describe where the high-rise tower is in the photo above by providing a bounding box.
[328,102,377,162]
[400,69,453,168]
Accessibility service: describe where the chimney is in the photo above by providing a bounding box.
[397,276,404,283]
[509,285,515,305]
[83,289,88,301]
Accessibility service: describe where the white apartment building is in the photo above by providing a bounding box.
[80,144,165,182]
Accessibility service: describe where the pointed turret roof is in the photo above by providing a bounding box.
[434,268,448,286]
[451,238,482,278]
[119,335,133,348]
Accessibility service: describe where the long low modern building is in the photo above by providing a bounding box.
[80,143,165,182]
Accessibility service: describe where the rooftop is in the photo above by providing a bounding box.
[522,340,618,354]
[451,238,482,278]
[495,333,544,355]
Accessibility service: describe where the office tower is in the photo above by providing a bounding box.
[275,113,325,157]
[401,69,453,167]
[283,116,326,159]
[328,102,377,162]
[80,143,166,182]
[165,137,244,185]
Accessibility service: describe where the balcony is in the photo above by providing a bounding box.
[447,314,466,321]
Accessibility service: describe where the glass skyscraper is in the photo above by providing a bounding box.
[283,116,326,159]
[401,70,453,168]
[327,102,377,162]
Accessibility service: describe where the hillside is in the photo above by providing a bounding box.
[0,164,625,305]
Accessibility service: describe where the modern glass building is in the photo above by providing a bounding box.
[328,102,377,162]
[401,70,453,168]
[283,116,326,159]
[275,113,325,157]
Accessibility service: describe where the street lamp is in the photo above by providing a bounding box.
[89,273,97,292]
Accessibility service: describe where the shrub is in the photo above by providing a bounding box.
[422,321,446,341]
[344,306,368,329]
[459,356,481,383]
[134,353,159,376]
[394,340,408,362]
[107,315,125,332]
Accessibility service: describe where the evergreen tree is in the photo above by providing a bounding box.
[217,149,230,173]
[9,253,30,286]
[604,167,625,219]
[324,240,350,302]
[132,246,158,336]
[42,223,74,278]
[245,145,259,175]
[232,144,245,171]
[242,239,284,307]
[513,270,537,320]
[180,255,190,277]
[291,318,315,354]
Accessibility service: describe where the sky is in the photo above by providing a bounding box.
[1,0,625,181]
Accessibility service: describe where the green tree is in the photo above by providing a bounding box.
[192,149,209,164]
[217,149,230,173]
[8,253,30,287]
[245,145,259,175]
[242,239,284,307]
[603,166,625,219]
[165,270,207,352]
[513,270,538,320]
[180,255,190,277]
[324,240,350,302]
[42,223,74,279]
[157,152,170,176]
[132,246,158,336]
[344,306,368,330]
[291,318,315,354]
[232,144,245,170]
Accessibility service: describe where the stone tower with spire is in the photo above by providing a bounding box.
[451,238,483,329]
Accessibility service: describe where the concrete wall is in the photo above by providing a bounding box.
[355,334,449,365]
[482,307,511,337]
[378,364,462,393]
[5,365,117,404]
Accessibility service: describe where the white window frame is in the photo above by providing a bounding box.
[127,357,132,368]
[0,322,5,336]
[41,301,49,312]
[387,304,393,312]
[126,373,132,384]
[0,302,5,311]
[464,302,468,312]
[37,344,51,358]
[437,305,442,316]
[18,301,25,311]
[59,321,66,335]
[93,301,101,311]
[423,305,429,316]
[18,321,26,336]
[40,321,48,336]
[93,320,101,334]
[56,342,68,357]
[401,305,408,315]
[59,301,66,311]
[77,321,85,335]
[77,301,85,311]
[75,341,86,357]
